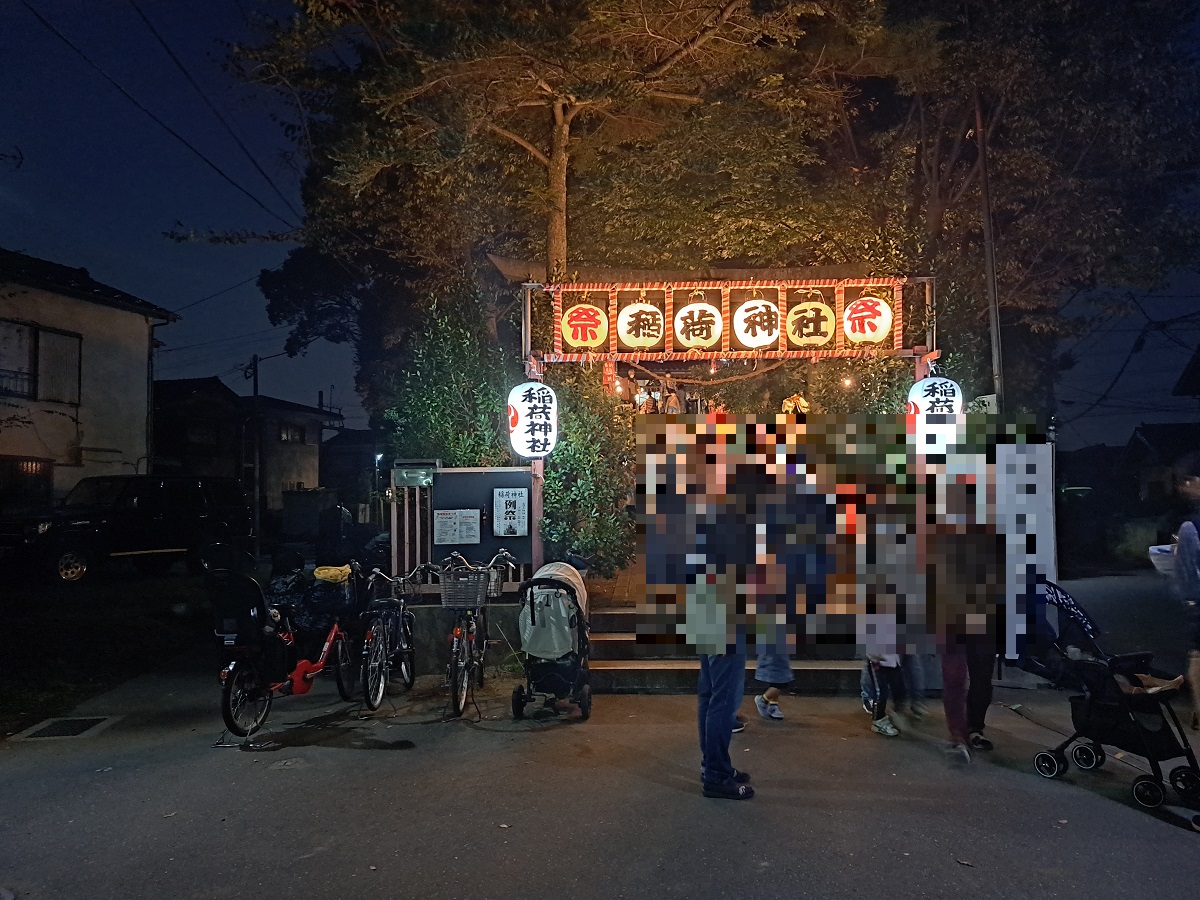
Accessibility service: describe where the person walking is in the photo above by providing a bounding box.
[913,423,1005,762]
[753,639,792,721]
[866,653,905,736]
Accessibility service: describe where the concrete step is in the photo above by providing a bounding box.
[587,658,862,695]
[589,632,691,660]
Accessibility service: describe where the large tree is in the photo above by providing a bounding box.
[244,0,1200,416]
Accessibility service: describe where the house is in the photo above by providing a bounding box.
[0,247,175,513]
[245,395,343,521]
[153,377,243,479]
[152,378,343,537]
[1121,423,1200,505]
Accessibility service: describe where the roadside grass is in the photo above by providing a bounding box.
[0,565,217,739]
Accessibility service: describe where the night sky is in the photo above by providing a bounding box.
[3,1,1198,451]
[1,0,367,428]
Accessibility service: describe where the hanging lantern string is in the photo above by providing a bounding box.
[622,359,790,386]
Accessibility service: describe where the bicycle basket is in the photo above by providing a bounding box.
[486,566,505,599]
[441,569,488,608]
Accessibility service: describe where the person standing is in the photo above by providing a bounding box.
[647,429,753,799]
[1172,472,1200,730]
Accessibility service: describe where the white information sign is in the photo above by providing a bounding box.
[433,509,481,545]
[493,488,529,537]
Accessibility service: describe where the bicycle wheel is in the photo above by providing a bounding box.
[221,662,272,737]
[395,610,416,690]
[449,617,472,717]
[362,616,389,710]
[475,609,488,689]
[333,632,359,701]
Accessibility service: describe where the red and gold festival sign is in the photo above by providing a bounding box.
[548,277,921,362]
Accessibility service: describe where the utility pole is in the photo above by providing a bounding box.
[975,87,1005,413]
[251,353,261,559]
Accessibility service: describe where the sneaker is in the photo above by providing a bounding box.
[871,716,899,737]
[754,695,771,719]
[945,742,972,763]
[968,731,993,751]
[731,716,747,734]
[861,694,875,716]
[755,695,785,720]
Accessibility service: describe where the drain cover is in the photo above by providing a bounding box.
[12,716,120,740]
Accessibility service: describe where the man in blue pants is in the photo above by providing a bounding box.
[698,643,751,798]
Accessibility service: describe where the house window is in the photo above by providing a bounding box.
[0,319,81,403]
[279,423,305,443]
[0,321,35,398]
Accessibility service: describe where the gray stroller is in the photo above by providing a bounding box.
[512,562,592,720]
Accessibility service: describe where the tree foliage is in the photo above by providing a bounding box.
[540,365,636,576]
[379,285,518,467]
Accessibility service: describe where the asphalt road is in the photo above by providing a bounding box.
[2,620,1198,900]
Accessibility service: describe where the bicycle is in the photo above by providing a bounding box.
[360,563,433,710]
[438,549,518,717]
[212,554,364,737]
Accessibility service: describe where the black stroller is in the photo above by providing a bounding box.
[512,562,592,720]
[1023,580,1200,809]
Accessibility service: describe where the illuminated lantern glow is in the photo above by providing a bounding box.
[906,377,964,415]
[616,302,665,349]
[560,303,608,348]
[842,295,893,344]
[507,382,558,458]
[733,297,780,349]
[673,301,723,349]
[786,301,836,347]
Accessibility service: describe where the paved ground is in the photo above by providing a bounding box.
[2,635,1199,900]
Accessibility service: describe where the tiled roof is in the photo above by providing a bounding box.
[0,246,176,321]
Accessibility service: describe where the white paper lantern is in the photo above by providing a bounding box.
[907,377,964,415]
[842,295,894,344]
[786,301,836,347]
[733,297,781,349]
[617,302,665,349]
[673,301,723,349]
[507,382,558,458]
[560,303,608,348]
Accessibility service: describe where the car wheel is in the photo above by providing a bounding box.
[50,546,92,584]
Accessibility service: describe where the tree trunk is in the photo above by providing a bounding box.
[547,110,570,283]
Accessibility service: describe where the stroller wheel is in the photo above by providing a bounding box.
[1169,765,1200,802]
[1071,743,1104,771]
[578,684,592,721]
[1034,750,1065,779]
[1132,775,1166,809]
[511,685,526,720]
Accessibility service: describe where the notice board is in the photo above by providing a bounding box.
[430,467,534,566]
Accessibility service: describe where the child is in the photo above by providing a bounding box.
[753,646,793,720]
[867,653,905,736]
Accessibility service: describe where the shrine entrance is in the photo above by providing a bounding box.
[488,256,937,411]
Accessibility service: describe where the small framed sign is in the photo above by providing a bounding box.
[493,488,529,538]
[433,509,481,545]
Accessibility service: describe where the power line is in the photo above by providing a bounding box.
[18,0,297,230]
[127,0,304,223]
[158,324,292,353]
[171,264,282,313]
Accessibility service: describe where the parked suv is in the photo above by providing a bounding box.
[0,475,253,583]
